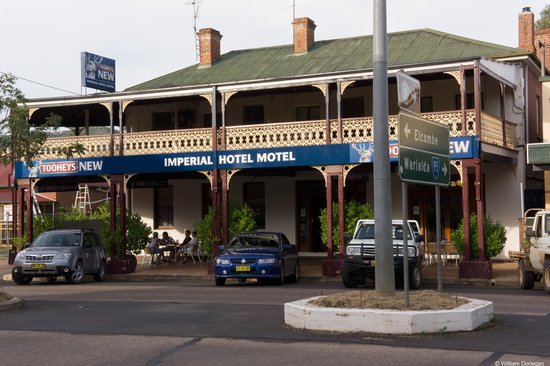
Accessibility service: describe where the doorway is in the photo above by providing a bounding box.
[296,180,325,252]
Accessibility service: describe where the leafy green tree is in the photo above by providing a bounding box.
[451,213,506,259]
[0,73,84,167]
[536,5,550,30]
[194,202,257,254]
[319,200,374,253]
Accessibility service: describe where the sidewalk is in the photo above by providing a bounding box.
[1,255,521,288]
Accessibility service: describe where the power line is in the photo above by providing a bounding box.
[0,70,81,96]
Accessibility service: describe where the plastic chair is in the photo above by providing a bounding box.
[140,247,157,266]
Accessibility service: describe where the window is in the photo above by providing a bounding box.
[152,112,174,131]
[154,186,173,228]
[244,182,265,229]
[244,105,264,124]
[421,96,433,113]
[296,106,320,121]
[342,97,364,118]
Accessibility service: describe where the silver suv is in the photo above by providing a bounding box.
[12,229,107,285]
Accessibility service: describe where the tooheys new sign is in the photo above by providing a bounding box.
[81,52,116,92]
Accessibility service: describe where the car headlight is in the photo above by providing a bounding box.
[346,246,361,256]
[216,258,230,265]
[258,258,276,264]
[398,247,416,257]
[15,251,26,260]
[55,253,71,259]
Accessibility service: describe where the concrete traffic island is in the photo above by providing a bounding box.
[284,295,494,334]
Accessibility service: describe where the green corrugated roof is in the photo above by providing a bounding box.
[127,28,528,91]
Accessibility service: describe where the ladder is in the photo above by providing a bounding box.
[74,185,91,214]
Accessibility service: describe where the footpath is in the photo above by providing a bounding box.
[1,255,520,288]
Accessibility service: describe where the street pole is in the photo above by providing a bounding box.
[436,186,443,292]
[373,0,394,294]
[402,182,409,306]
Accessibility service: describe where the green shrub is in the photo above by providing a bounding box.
[194,201,257,254]
[319,200,374,253]
[451,213,506,259]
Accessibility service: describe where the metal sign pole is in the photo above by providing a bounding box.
[436,186,443,292]
[402,182,409,307]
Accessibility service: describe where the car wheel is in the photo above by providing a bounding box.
[67,262,84,284]
[409,265,422,289]
[277,260,285,285]
[518,259,535,290]
[288,261,300,283]
[12,274,32,285]
[215,277,226,286]
[46,277,57,284]
[544,261,550,293]
[342,269,359,288]
[94,261,106,282]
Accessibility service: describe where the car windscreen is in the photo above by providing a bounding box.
[32,232,81,247]
[228,235,280,250]
[355,224,411,240]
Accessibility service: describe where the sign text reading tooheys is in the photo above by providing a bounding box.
[40,161,103,174]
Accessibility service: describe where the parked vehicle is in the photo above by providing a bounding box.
[11,229,107,285]
[510,208,550,292]
[341,219,424,289]
[214,231,299,286]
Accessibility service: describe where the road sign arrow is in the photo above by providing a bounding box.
[442,163,448,176]
[404,123,411,139]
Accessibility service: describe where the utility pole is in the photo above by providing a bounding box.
[373,0,395,295]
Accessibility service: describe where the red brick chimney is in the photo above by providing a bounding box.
[519,7,535,53]
[197,28,222,66]
[293,17,316,54]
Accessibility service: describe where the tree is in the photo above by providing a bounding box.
[319,200,374,253]
[0,73,84,167]
[536,5,550,30]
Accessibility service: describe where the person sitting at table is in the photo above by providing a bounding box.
[181,231,199,263]
[161,231,175,245]
[146,232,161,264]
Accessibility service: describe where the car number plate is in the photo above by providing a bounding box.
[31,263,46,269]
[235,265,250,272]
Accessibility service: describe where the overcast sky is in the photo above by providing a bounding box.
[2,0,549,99]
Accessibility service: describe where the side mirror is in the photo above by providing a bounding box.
[24,242,31,249]
[525,227,535,238]
[344,233,352,245]
[218,244,225,251]
[415,234,425,243]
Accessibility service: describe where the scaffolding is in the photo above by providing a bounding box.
[74,184,92,214]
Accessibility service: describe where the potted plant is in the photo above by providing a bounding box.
[451,213,506,259]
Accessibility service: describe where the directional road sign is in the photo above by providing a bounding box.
[398,111,450,186]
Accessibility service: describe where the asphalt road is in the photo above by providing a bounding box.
[0,279,549,366]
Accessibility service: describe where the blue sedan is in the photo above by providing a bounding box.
[214,232,299,286]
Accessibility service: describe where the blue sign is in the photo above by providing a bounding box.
[16,137,479,179]
[81,52,116,92]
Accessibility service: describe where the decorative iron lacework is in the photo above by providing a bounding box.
[38,135,112,160]
[123,128,212,155]
[33,110,521,161]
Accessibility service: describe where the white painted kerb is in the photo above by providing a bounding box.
[285,296,494,334]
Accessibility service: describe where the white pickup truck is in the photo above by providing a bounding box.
[511,208,550,293]
[341,219,424,289]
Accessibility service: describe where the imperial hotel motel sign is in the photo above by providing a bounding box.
[81,52,116,93]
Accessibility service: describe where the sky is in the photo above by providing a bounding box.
[2,0,549,99]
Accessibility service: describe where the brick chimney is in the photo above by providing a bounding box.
[293,17,316,54]
[519,7,535,52]
[197,28,222,66]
